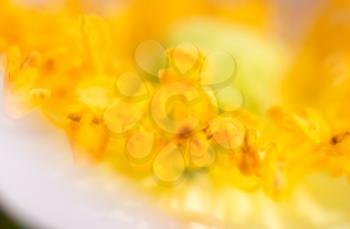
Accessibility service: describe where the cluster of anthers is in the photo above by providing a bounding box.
[2,0,350,204]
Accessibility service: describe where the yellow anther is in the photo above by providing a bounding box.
[150,81,213,134]
[103,99,145,134]
[210,116,245,151]
[189,132,215,168]
[153,143,185,183]
[77,76,115,109]
[234,128,261,176]
[126,128,154,161]
[67,111,108,162]
[29,88,51,105]
[115,72,148,98]
[166,43,204,84]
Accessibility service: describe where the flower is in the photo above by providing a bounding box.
[1,0,350,228]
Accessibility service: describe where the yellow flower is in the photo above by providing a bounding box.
[2,0,350,228]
